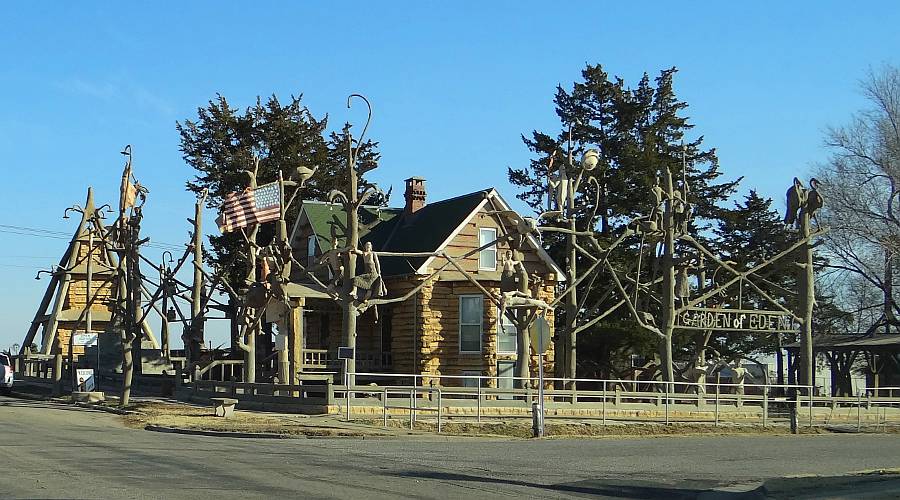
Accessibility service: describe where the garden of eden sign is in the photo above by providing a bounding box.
[676,307,800,334]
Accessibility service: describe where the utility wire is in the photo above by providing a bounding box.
[0,223,185,251]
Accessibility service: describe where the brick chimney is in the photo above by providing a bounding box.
[404,176,426,215]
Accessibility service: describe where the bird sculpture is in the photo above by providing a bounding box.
[784,177,807,228]
[581,148,600,170]
[803,177,824,224]
[292,165,318,187]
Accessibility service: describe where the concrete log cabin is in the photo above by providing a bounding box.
[288,177,564,387]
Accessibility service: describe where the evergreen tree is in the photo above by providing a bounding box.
[706,191,850,365]
[178,94,381,284]
[707,190,796,360]
[510,64,739,377]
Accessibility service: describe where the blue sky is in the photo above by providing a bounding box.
[1,2,898,349]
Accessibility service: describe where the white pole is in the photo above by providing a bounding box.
[538,350,545,437]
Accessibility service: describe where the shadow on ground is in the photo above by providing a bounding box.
[390,470,757,499]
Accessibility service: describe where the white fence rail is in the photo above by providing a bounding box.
[337,372,900,432]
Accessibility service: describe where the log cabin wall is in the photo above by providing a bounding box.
[413,280,555,387]
[53,234,116,357]
[398,199,558,386]
[382,277,423,374]
[423,200,554,282]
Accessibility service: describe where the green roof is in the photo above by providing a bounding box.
[299,189,492,277]
[301,201,401,249]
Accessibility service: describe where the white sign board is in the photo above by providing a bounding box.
[73,333,98,347]
[76,368,95,391]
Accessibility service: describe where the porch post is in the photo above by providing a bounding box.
[288,297,304,387]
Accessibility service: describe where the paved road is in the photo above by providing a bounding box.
[2,395,899,499]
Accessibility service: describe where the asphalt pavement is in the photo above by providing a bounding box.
[2,395,899,499]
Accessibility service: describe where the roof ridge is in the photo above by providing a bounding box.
[422,188,492,207]
[302,199,402,210]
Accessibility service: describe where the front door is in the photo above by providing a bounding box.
[497,361,515,400]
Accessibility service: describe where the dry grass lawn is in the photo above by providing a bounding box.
[122,402,385,437]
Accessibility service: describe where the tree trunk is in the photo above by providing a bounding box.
[798,209,814,389]
[660,168,676,385]
[515,311,530,389]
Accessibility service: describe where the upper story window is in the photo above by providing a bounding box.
[478,227,497,271]
[459,295,483,353]
[307,235,317,267]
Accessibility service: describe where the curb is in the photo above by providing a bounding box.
[10,390,136,415]
[144,424,295,439]
[9,391,53,402]
[74,402,134,415]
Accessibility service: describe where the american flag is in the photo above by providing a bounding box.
[217,182,281,233]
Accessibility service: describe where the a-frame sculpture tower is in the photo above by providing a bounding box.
[19,188,116,357]
[19,187,158,359]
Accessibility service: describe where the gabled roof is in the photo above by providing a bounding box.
[292,200,402,250]
[363,189,491,276]
[411,189,566,280]
[290,188,565,280]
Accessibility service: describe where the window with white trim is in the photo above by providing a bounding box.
[459,295,483,353]
[478,227,497,270]
[497,306,517,353]
[306,235,317,267]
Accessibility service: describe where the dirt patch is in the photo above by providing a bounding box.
[122,402,385,437]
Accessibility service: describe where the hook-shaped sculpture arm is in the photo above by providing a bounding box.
[347,93,372,165]
[357,183,383,207]
[95,204,113,219]
[34,264,65,280]
[121,144,132,163]
[63,204,85,219]
[328,189,349,206]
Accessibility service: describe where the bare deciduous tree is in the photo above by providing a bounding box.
[816,64,900,333]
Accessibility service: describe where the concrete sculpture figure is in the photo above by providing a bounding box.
[784,177,807,228]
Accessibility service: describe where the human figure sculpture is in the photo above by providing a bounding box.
[651,176,664,209]
[671,189,693,234]
[499,250,518,293]
[687,354,709,395]
[648,177,665,234]
[351,241,386,300]
[258,254,272,285]
[499,290,551,328]
[675,264,692,301]
[732,359,748,397]
[548,159,571,217]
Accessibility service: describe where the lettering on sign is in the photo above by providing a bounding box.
[675,307,799,333]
